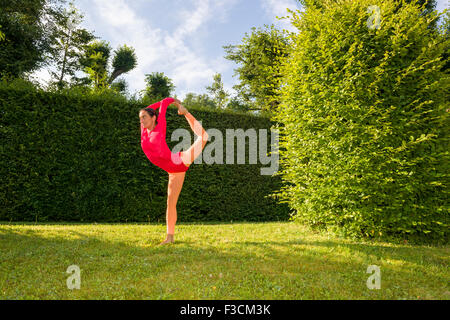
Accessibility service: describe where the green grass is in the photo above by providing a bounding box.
[0,221,448,300]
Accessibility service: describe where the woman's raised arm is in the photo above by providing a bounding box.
[146,97,175,111]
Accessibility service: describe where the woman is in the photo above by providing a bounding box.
[139,97,209,245]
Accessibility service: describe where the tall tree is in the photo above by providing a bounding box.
[108,45,138,84]
[77,40,137,91]
[0,0,67,78]
[205,73,229,109]
[47,1,96,90]
[438,7,450,72]
[223,24,289,115]
[140,72,175,104]
[78,40,111,90]
[226,96,255,114]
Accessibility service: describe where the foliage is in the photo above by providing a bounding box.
[205,73,229,109]
[140,72,175,105]
[226,96,255,114]
[0,24,5,41]
[299,0,439,30]
[299,0,437,11]
[439,8,450,72]
[108,44,138,84]
[223,24,290,115]
[272,0,449,241]
[46,1,97,90]
[0,83,288,223]
[1,222,449,299]
[110,78,128,95]
[182,92,217,110]
[76,39,137,93]
[78,40,111,89]
[0,0,67,78]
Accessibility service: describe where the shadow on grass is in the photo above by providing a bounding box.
[232,239,449,269]
[0,221,281,226]
[0,225,448,299]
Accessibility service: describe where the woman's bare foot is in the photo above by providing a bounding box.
[159,234,174,245]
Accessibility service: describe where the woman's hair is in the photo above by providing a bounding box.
[140,108,158,125]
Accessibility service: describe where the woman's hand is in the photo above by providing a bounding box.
[172,99,188,115]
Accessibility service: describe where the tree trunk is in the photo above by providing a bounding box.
[58,31,71,90]
[108,69,124,84]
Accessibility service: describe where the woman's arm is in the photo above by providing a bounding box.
[146,101,160,110]
[146,97,174,111]
[157,97,175,118]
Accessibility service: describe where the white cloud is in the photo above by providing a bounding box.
[436,0,449,12]
[89,0,238,99]
[92,0,137,28]
[166,0,239,97]
[29,68,52,88]
[92,0,163,66]
[31,0,238,99]
[261,0,303,32]
[175,0,212,39]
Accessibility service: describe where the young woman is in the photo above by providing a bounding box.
[139,97,209,245]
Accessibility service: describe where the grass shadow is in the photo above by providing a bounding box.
[0,225,448,300]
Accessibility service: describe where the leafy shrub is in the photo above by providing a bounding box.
[272,0,449,241]
[0,81,289,223]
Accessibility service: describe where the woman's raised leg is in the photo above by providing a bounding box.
[180,112,209,167]
[160,171,185,245]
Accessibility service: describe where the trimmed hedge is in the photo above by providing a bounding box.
[272,0,449,241]
[0,83,290,223]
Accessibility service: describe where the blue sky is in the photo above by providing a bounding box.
[33,0,449,100]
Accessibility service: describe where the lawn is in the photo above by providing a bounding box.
[0,221,448,300]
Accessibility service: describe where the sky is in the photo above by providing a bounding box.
[32,0,449,100]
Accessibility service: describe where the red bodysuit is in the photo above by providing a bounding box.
[141,97,190,173]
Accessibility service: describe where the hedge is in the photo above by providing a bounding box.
[0,82,290,223]
[272,0,449,241]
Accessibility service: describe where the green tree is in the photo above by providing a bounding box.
[223,24,289,115]
[79,40,111,90]
[108,45,138,84]
[299,0,436,11]
[140,72,175,104]
[182,92,217,110]
[205,73,229,109]
[77,40,137,91]
[0,0,66,78]
[226,96,255,114]
[273,0,449,240]
[47,1,96,90]
[439,8,450,72]
[299,0,439,29]
[110,78,128,94]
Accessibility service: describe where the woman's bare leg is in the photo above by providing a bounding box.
[180,112,209,167]
[160,172,185,245]
[172,99,209,167]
